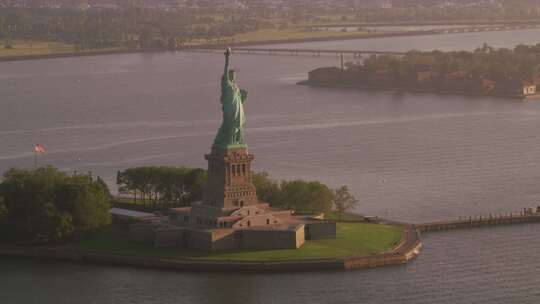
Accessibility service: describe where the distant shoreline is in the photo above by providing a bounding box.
[299,19,540,29]
[0,31,426,63]
[299,80,540,100]
[0,26,525,63]
[0,48,163,63]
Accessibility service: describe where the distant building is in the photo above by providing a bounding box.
[522,80,537,96]
[416,71,435,83]
[368,69,394,85]
[380,1,393,9]
[110,208,159,222]
[493,78,537,97]
[482,78,496,94]
[445,70,468,80]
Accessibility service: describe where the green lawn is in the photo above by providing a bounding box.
[0,40,75,57]
[0,40,126,59]
[76,223,403,261]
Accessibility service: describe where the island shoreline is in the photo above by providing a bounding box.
[0,225,421,273]
[298,80,540,100]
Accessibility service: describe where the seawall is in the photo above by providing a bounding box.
[300,80,532,100]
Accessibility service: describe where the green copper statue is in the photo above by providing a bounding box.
[213,47,248,149]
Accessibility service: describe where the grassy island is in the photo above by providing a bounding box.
[305,44,540,99]
[77,222,403,261]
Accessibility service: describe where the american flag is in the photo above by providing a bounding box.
[34,144,46,153]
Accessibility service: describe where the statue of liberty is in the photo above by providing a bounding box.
[213,47,248,149]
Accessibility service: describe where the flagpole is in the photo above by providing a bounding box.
[33,144,45,168]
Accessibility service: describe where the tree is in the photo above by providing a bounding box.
[54,174,111,233]
[252,171,281,204]
[138,28,156,48]
[0,196,6,224]
[253,173,338,214]
[116,166,207,206]
[0,196,6,243]
[332,185,359,221]
[0,166,111,244]
[280,180,333,214]
[96,176,111,198]
[185,168,207,202]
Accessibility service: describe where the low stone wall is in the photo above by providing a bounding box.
[0,226,421,273]
[153,227,241,251]
[155,227,183,248]
[306,221,336,240]
[144,223,308,251]
[344,225,421,270]
[130,223,158,244]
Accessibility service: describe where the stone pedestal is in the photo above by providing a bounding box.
[203,146,258,209]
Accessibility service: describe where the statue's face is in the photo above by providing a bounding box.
[229,70,236,81]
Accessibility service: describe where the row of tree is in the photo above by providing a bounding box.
[4,3,540,51]
[0,167,111,244]
[0,7,274,50]
[116,166,207,206]
[0,165,358,244]
[253,172,357,219]
[337,5,540,23]
[116,167,358,219]
[356,43,540,82]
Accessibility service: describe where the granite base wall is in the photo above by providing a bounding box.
[305,221,336,240]
[129,223,158,244]
[134,223,307,251]
[155,227,183,248]
[153,228,239,251]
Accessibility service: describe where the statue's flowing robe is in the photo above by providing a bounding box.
[214,57,247,148]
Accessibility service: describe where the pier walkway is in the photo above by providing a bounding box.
[429,24,539,35]
[417,207,540,233]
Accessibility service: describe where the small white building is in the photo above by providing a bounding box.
[110,208,158,221]
[523,81,537,96]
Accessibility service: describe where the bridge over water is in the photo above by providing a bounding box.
[185,23,540,58]
[186,47,406,57]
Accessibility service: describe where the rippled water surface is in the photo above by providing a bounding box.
[3,225,540,304]
[2,31,540,303]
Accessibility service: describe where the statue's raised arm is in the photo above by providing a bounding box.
[214,47,248,149]
[224,47,231,77]
[221,47,233,100]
